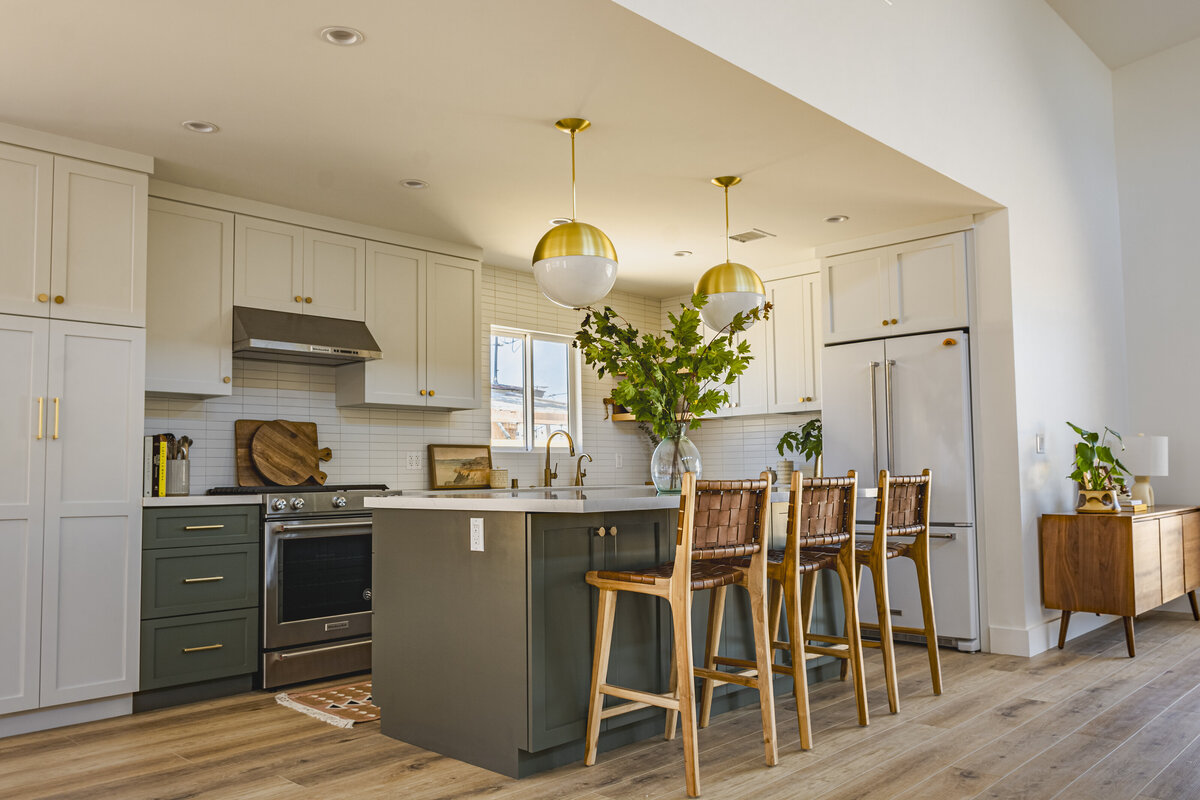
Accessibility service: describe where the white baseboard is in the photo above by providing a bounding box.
[989,612,1115,657]
[0,694,132,739]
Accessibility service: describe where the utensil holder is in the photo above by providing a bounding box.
[166,460,190,497]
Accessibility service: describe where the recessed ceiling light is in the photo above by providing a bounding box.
[548,217,572,226]
[673,250,693,257]
[824,214,850,223]
[181,120,219,134]
[320,26,365,46]
[399,178,429,190]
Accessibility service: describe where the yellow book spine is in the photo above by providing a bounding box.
[158,440,167,497]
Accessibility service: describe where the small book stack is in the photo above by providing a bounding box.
[1118,494,1147,513]
[143,433,175,497]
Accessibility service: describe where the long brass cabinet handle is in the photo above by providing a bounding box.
[36,397,44,440]
[182,576,224,584]
[52,398,59,439]
[183,524,225,531]
[182,643,223,653]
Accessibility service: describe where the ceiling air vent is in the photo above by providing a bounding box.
[729,228,776,243]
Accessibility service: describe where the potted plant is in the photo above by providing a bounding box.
[1067,422,1130,513]
[575,294,768,493]
[777,418,822,480]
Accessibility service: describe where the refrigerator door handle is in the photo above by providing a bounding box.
[884,358,896,472]
[869,361,881,476]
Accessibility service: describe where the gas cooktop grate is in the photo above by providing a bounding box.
[207,484,389,495]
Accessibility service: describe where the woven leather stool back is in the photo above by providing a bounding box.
[685,478,769,560]
[789,475,857,548]
[879,472,931,536]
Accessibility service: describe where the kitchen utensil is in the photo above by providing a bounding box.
[251,420,329,486]
[178,436,192,460]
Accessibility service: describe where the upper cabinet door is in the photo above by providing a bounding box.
[49,157,147,327]
[801,273,822,409]
[0,144,53,318]
[0,315,49,715]
[302,229,366,321]
[734,322,769,416]
[41,320,144,707]
[233,216,304,314]
[886,232,968,336]
[336,242,427,407]
[766,275,808,414]
[425,254,481,410]
[146,199,234,396]
[822,248,890,344]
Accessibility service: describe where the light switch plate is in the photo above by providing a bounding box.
[1035,434,1046,455]
[470,518,484,551]
[615,453,623,469]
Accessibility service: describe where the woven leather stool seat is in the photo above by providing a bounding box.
[594,560,744,591]
[727,549,837,573]
[813,539,912,560]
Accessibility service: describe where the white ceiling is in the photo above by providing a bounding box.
[1047,0,1200,69]
[0,0,995,297]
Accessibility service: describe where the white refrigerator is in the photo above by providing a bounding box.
[822,330,980,651]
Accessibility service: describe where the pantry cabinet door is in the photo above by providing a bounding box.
[302,229,366,321]
[41,321,144,706]
[0,315,49,715]
[886,232,968,336]
[0,144,53,318]
[49,157,147,327]
[822,248,889,344]
[425,254,481,409]
[146,199,234,396]
[234,216,304,314]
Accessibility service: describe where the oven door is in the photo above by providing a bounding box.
[263,516,373,650]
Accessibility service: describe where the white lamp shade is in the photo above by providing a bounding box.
[532,254,618,309]
[699,291,765,332]
[1121,434,1168,476]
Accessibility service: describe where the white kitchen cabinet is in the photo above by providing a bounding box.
[146,199,234,397]
[40,321,144,707]
[302,229,366,321]
[766,272,822,413]
[50,157,148,327]
[0,143,53,318]
[732,321,769,416]
[336,245,481,410]
[0,316,144,714]
[822,231,968,343]
[0,316,49,715]
[234,216,304,314]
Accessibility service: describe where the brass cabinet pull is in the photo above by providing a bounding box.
[37,293,48,303]
[223,376,231,384]
[890,318,898,324]
[183,524,225,531]
[609,526,617,537]
[54,295,64,304]
[419,389,426,396]
[805,396,813,402]
[304,296,313,303]
[36,397,44,440]
[597,526,607,537]
[182,576,224,584]
[52,397,59,439]
[881,319,890,326]
[428,389,435,397]
[294,295,303,303]
[182,643,223,653]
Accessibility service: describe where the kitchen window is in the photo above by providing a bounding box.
[490,326,581,450]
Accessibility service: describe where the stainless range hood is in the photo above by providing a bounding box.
[233,306,382,366]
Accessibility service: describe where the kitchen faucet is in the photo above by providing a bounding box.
[543,430,575,487]
[574,453,592,486]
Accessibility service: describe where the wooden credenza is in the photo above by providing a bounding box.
[1041,505,1200,656]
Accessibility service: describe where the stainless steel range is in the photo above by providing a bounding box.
[210,484,385,689]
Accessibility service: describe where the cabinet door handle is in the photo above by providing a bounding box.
[428,390,435,397]
[890,318,898,324]
[182,576,224,584]
[419,389,426,396]
[881,319,890,326]
[183,524,225,531]
[597,526,607,537]
[609,526,617,537]
[37,293,48,303]
[295,295,303,303]
[304,296,313,304]
[182,643,223,653]
[54,295,64,304]
[52,398,59,440]
[36,397,44,440]
[223,376,231,384]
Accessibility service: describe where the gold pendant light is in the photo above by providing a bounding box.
[532,118,618,309]
[694,176,766,331]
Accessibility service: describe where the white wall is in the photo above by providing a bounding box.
[616,0,1130,654]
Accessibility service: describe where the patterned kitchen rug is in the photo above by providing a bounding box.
[275,681,380,728]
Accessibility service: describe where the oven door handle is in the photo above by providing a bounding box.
[274,520,373,533]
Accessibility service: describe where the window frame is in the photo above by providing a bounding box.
[489,325,582,451]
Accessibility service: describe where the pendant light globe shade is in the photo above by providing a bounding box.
[532,221,618,309]
[694,261,767,331]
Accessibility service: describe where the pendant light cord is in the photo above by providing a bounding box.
[571,129,577,222]
[724,184,730,263]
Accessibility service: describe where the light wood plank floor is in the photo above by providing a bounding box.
[5,610,1200,799]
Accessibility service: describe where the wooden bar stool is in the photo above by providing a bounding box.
[831,469,940,713]
[583,472,777,798]
[695,471,869,745]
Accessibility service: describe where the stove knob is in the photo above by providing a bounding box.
[332,495,348,508]
[271,498,287,512]
[291,497,305,510]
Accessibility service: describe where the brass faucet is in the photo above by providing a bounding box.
[543,430,575,487]
[574,453,592,486]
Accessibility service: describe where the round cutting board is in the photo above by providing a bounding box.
[251,420,328,486]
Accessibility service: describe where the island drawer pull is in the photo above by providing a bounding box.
[183,524,225,531]
[182,643,223,653]
[182,576,224,584]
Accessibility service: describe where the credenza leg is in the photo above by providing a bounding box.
[1057,610,1071,649]
[1189,591,1200,622]
[1123,616,1136,657]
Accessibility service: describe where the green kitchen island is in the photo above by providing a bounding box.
[364,486,842,778]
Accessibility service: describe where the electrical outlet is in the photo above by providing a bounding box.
[470,518,484,551]
[615,453,623,469]
[406,453,422,470]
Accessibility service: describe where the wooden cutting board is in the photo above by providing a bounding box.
[251,421,328,486]
[235,419,332,486]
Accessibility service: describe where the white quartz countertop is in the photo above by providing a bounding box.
[142,495,263,507]
[366,486,681,513]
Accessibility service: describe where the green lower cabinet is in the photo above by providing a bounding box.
[140,609,258,691]
[141,543,259,619]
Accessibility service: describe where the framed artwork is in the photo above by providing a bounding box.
[428,444,493,490]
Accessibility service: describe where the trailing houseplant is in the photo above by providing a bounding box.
[777,418,822,478]
[1067,421,1130,513]
[575,294,769,492]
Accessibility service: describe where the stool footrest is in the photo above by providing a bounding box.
[710,656,804,678]
[598,684,678,717]
[804,644,850,659]
[859,622,931,637]
[804,633,849,645]
[694,665,758,688]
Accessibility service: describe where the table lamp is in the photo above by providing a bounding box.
[1121,434,1168,506]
